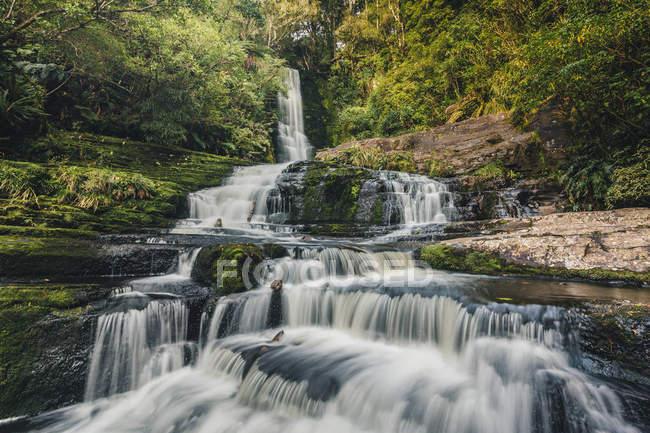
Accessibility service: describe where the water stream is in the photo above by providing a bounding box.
[8,69,646,433]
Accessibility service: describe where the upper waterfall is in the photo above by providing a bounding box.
[277,69,312,162]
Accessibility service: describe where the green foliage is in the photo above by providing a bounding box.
[294,0,649,209]
[0,161,51,201]
[427,158,454,177]
[0,51,46,138]
[606,151,650,209]
[560,158,612,211]
[0,131,242,233]
[339,145,418,173]
[1,1,285,160]
[57,167,156,211]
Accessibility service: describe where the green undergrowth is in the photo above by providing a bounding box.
[0,131,245,233]
[419,244,650,286]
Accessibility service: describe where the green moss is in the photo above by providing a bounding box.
[585,304,649,377]
[427,157,455,177]
[1,131,244,233]
[262,243,289,259]
[369,198,384,225]
[0,282,110,417]
[297,162,373,224]
[419,244,650,286]
[193,244,264,295]
[0,235,101,278]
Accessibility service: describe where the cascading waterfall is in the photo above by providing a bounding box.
[277,68,312,162]
[12,65,644,433]
[84,300,189,400]
[380,171,456,224]
[204,285,565,353]
[174,69,312,229]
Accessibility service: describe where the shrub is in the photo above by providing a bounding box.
[0,161,51,202]
[57,167,156,211]
[606,162,650,209]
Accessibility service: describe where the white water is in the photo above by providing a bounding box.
[14,70,643,433]
[277,68,312,162]
[84,300,188,400]
[174,69,312,230]
[32,327,637,433]
[380,171,456,224]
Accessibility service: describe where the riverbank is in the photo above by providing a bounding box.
[419,208,650,286]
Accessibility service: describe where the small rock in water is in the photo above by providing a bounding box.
[300,235,313,241]
[271,330,284,342]
[270,280,283,291]
[215,218,222,227]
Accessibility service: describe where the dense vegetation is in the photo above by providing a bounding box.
[279,0,649,210]
[1,0,287,160]
[2,0,649,209]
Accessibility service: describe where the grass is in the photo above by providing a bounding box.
[0,131,245,233]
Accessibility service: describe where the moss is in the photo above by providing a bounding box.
[193,244,264,295]
[0,131,245,234]
[297,162,372,224]
[0,282,109,417]
[262,243,289,259]
[419,244,650,286]
[0,235,102,278]
[584,304,649,377]
[427,157,455,177]
[369,198,384,225]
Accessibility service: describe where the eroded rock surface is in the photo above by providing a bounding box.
[442,208,650,274]
[316,113,566,176]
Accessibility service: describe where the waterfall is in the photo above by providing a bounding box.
[85,300,189,400]
[203,286,564,352]
[40,328,637,433]
[177,164,289,228]
[277,68,312,162]
[176,248,201,277]
[172,68,312,229]
[380,171,456,224]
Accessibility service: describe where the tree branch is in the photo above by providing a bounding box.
[0,8,65,44]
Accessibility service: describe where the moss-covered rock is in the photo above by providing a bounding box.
[0,283,111,417]
[193,244,264,295]
[580,303,649,381]
[0,235,104,278]
[418,244,650,286]
[297,162,373,223]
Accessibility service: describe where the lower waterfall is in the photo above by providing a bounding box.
[84,300,189,400]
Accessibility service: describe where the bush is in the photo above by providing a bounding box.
[0,74,46,139]
[0,161,51,201]
[57,167,156,211]
[606,162,650,209]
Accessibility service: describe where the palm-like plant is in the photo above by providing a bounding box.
[0,75,46,137]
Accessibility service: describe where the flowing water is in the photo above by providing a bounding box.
[7,69,646,433]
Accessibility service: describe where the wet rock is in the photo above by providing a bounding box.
[270,280,283,291]
[215,218,222,228]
